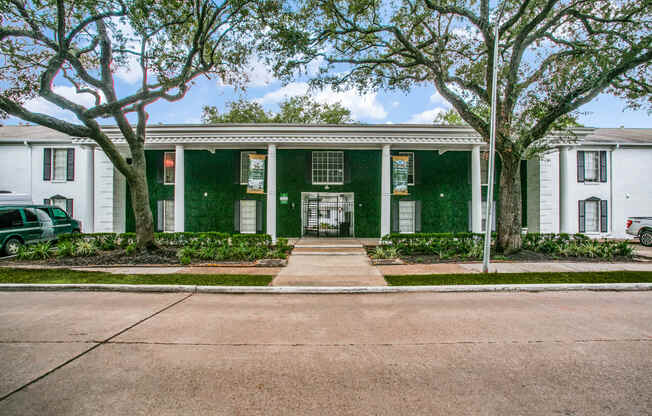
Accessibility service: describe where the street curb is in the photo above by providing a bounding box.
[0,283,651,294]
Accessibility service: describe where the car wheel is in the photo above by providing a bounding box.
[640,230,652,247]
[4,237,23,256]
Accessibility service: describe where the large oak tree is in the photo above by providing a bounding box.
[0,0,278,248]
[282,0,651,251]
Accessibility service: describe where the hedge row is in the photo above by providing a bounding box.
[59,232,274,248]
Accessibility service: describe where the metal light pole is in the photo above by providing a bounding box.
[482,3,506,274]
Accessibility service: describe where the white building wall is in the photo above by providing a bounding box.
[559,147,611,236]
[113,169,127,233]
[30,144,94,231]
[538,150,560,233]
[610,147,652,238]
[0,145,30,195]
[93,149,115,232]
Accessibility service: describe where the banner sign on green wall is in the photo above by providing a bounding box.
[392,155,409,195]
[247,154,266,194]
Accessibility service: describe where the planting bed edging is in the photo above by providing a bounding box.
[1,282,651,294]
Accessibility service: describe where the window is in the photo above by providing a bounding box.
[578,151,606,183]
[0,209,23,229]
[584,151,599,182]
[164,152,175,185]
[52,207,69,219]
[398,152,415,185]
[240,151,255,185]
[312,151,344,185]
[399,200,416,234]
[240,200,256,234]
[480,151,489,185]
[44,148,74,181]
[157,200,175,232]
[584,199,599,232]
[481,200,496,232]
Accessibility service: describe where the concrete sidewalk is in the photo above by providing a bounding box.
[378,261,652,275]
[272,239,386,286]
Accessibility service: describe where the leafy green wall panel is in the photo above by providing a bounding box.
[275,149,381,238]
[126,149,265,233]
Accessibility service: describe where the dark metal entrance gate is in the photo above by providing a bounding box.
[302,199,354,237]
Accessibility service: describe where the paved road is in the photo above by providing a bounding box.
[1,291,651,415]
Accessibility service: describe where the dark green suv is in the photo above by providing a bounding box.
[0,205,81,255]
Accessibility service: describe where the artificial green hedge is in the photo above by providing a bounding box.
[59,232,273,248]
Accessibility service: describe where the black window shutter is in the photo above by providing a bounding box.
[233,200,240,233]
[600,200,608,233]
[156,200,164,231]
[414,153,422,185]
[415,200,422,232]
[343,152,351,184]
[156,154,164,184]
[256,200,263,234]
[599,151,607,182]
[305,152,312,184]
[235,151,242,184]
[43,148,52,181]
[577,151,585,182]
[391,199,399,233]
[578,200,586,233]
[66,199,74,217]
[66,149,75,181]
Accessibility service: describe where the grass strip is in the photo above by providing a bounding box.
[385,271,652,286]
[0,268,272,286]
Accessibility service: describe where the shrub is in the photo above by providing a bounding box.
[56,240,76,257]
[371,245,399,259]
[74,240,97,257]
[16,245,35,260]
[124,243,137,256]
[179,255,191,265]
[31,242,53,260]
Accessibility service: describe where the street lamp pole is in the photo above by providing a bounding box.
[482,3,506,274]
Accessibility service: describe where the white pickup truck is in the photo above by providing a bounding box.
[626,217,652,247]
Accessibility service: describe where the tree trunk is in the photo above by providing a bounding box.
[496,153,522,254]
[127,148,156,250]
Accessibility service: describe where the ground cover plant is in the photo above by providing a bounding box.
[385,271,652,286]
[9,233,293,266]
[0,268,272,286]
[372,233,634,263]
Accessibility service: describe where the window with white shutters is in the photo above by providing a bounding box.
[240,200,256,234]
[399,200,415,234]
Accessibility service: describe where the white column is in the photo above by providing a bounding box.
[471,145,482,233]
[266,144,277,242]
[174,145,185,232]
[84,145,94,232]
[380,144,391,239]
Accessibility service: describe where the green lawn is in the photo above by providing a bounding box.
[0,268,273,286]
[385,271,652,286]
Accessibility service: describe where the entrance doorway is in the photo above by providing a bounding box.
[301,193,354,237]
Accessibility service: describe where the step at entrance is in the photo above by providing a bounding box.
[272,238,385,287]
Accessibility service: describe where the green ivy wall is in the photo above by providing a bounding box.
[275,149,381,238]
[126,148,525,236]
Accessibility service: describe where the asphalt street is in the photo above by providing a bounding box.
[0,291,651,415]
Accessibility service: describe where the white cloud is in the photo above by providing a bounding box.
[407,107,447,124]
[429,91,449,106]
[391,101,400,108]
[256,82,388,120]
[24,85,105,122]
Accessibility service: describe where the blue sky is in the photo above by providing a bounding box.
[11,63,651,128]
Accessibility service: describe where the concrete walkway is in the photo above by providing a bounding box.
[378,261,652,275]
[272,239,386,286]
